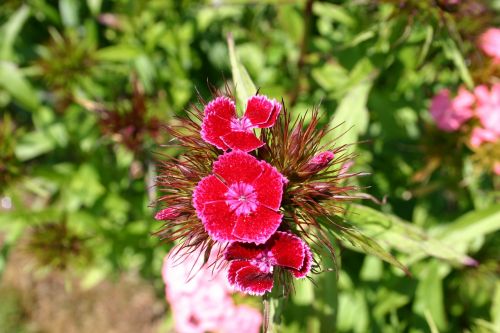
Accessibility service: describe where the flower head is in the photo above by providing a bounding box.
[193,150,286,244]
[474,84,500,136]
[155,91,367,297]
[201,95,281,152]
[470,126,498,148]
[224,231,312,295]
[430,88,474,132]
[478,28,500,62]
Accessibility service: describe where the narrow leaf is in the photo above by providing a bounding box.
[227,33,257,108]
[0,5,30,60]
[0,61,40,111]
[344,204,481,266]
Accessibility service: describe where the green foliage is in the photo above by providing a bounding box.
[0,0,499,332]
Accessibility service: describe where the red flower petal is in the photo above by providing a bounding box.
[200,201,236,242]
[245,95,281,128]
[269,232,305,270]
[253,162,285,211]
[232,206,283,244]
[213,151,264,185]
[200,96,236,150]
[225,242,263,261]
[291,242,312,278]
[227,261,250,287]
[192,175,228,218]
[234,265,274,295]
[221,131,265,153]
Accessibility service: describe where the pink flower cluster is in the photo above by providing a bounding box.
[479,28,500,62]
[430,84,500,147]
[162,247,262,333]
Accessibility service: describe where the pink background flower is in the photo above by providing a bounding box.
[478,28,500,62]
[430,88,474,132]
[162,247,262,333]
[193,151,286,244]
[474,84,500,136]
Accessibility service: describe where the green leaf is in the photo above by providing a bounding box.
[442,38,474,89]
[492,282,500,332]
[59,0,80,27]
[15,130,55,161]
[414,261,447,330]
[335,226,410,275]
[0,61,40,111]
[0,5,30,60]
[86,0,102,16]
[312,3,356,28]
[404,204,500,263]
[227,33,257,109]
[329,78,372,153]
[344,204,479,266]
[95,45,142,61]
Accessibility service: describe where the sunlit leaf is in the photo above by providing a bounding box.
[227,33,257,109]
[0,5,30,61]
[0,61,40,111]
[344,204,479,266]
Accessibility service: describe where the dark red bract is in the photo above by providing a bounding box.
[224,232,312,295]
[193,150,286,244]
[200,95,281,152]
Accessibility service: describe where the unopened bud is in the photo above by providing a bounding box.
[155,207,182,221]
[304,151,335,173]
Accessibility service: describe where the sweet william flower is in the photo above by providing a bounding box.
[470,126,498,148]
[201,95,281,152]
[193,150,286,244]
[224,231,312,295]
[430,88,474,132]
[478,28,500,62]
[474,84,500,136]
[494,162,500,176]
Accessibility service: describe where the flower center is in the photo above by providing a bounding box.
[230,117,253,132]
[225,182,258,216]
[251,251,276,274]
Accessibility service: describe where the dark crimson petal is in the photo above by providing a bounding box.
[200,96,236,150]
[201,112,232,150]
[270,232,305,270]
[200,201,236,242]
[221,131,265,153]
[291,242,312,278]
[225,242,264,261]
[234,265,274,296]
[232,206,282,244]
[205,96,236,119]
[213,150,264,185]
[258,100,281,128]
[192,175,228,218]
[244,95,275,126]
[227,261,251,287]
[253,161,285,211]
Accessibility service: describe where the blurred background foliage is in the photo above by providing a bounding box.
[0,0,499,332]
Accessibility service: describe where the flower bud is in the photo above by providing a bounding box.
[155,207,182,221]
[304,151,335,173]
